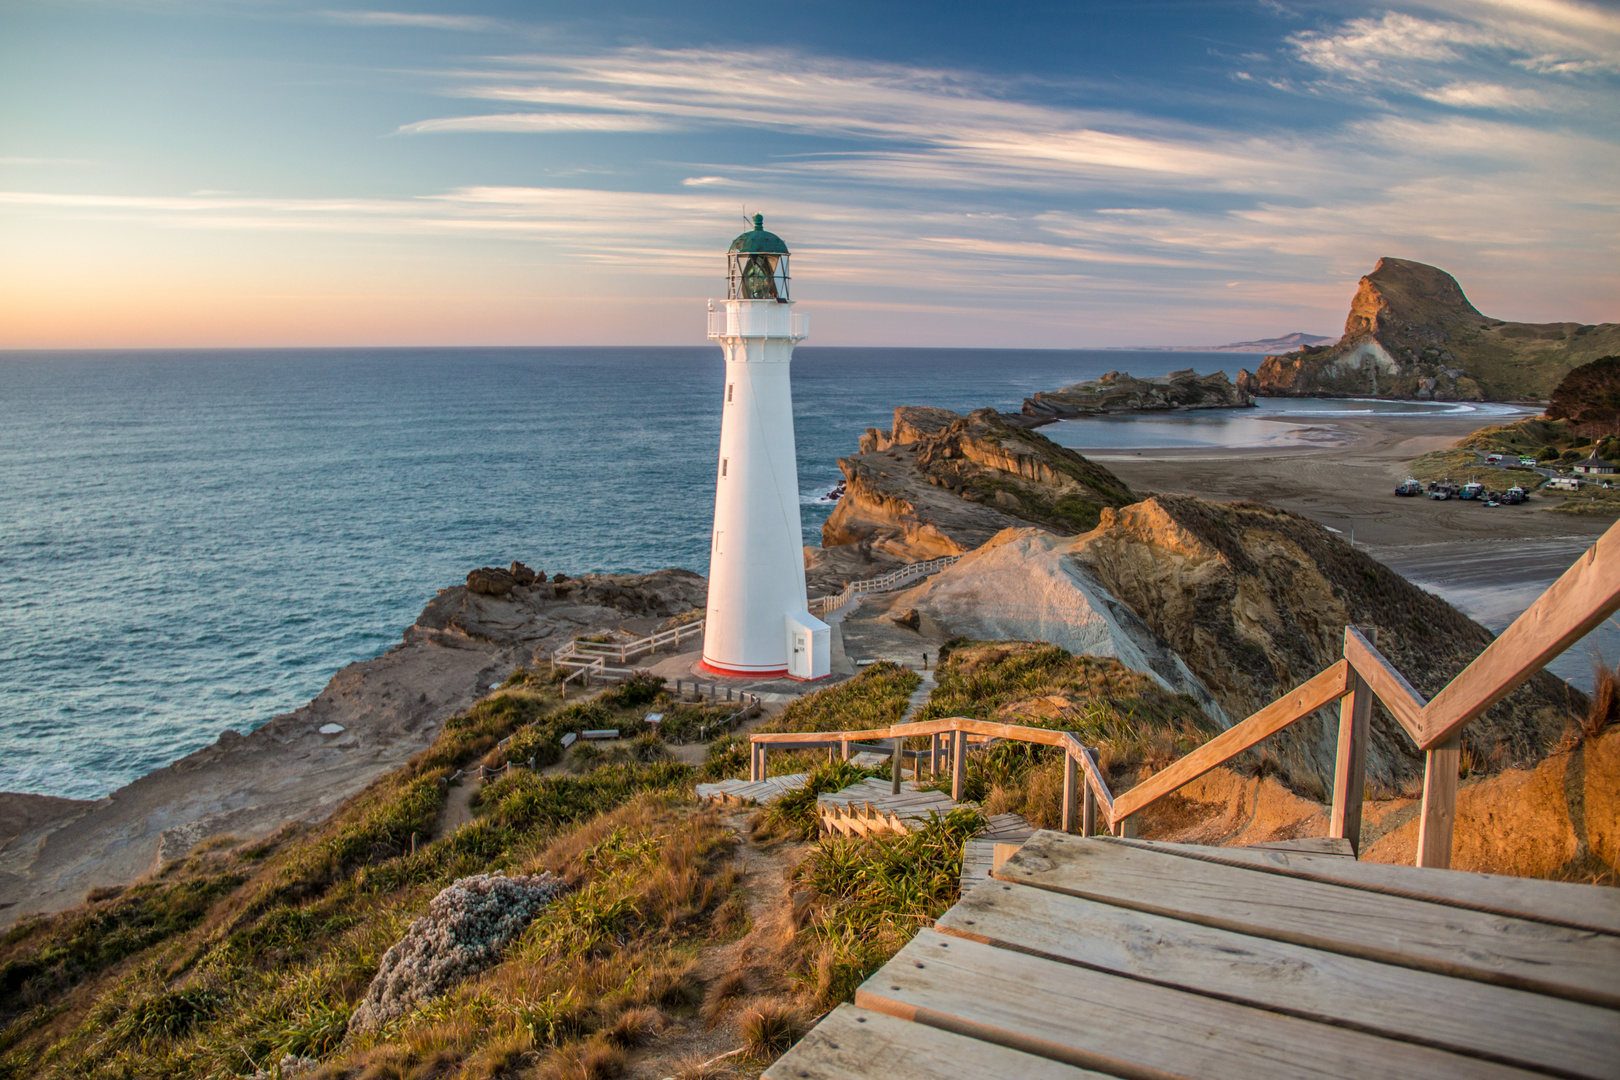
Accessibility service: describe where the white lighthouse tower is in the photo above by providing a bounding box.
[700,216,830,680]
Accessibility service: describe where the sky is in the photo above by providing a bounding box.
[0,0,1616,348]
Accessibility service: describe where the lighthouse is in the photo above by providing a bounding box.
[700,216,830,680]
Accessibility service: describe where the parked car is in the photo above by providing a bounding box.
[1485,453,1504,463]
[1519,456,1538,467]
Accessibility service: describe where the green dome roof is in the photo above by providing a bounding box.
[728,214,789,255]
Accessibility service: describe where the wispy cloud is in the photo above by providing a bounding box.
[6,4,1617,345]
[318,10,499,32]
[399,113,672,134]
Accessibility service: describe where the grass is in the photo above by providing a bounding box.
[707,662,921,784]
[1544,486,1620,516]
[757,760,884,841]
[795,806,985,1006]
[0,667,750,1080]
[0,645,1223,1078]
[913,641,1218,820]
[1403,448,1544,489]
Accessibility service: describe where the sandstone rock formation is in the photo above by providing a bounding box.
[894,528,1228,723]
[1256,257,1620,401]
[1068,495,1581,793]
[466,566,516,596]
[821,406,1134,558]
[1022,368,1254,421]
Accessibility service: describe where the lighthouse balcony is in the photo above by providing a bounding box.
[706,303,808,341]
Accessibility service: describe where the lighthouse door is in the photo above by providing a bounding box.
[788,629,809,679]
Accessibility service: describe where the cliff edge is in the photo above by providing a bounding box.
[1256,257,1620,401]
[821,406,1135,559]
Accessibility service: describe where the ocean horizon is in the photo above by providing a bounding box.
[2,345,1264,801]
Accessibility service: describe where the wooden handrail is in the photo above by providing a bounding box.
[746,521,1619,869]
[1110,660,1351,823]
[749,715,1115,823]
[1341,628,1427,742]
[1415,519,1620,749]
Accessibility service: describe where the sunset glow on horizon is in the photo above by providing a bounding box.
[2,0,1617,349]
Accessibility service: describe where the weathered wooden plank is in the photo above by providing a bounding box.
[1343,626,1426,743]
[937,880,1618,1080]
[1418,732,1461,869]
[1244,836,1355,858]
[1104,837,1620,934]
[998,833,1620,1007]
[763,1004,1106,1080]
[1331,628,1375,855]
[1419,519,1620,748]
[1109,660,1351,823]
[857,930,1542,1080]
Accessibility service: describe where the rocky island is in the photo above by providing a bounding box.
[1021,366,1255,420]
[1257,256,1620,401]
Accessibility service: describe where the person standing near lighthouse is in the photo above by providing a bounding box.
[700,216,830,680]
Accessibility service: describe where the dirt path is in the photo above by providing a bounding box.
[627,805,813,1080]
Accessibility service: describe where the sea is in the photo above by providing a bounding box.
[0,348,1582,801]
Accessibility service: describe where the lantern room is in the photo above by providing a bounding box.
[727,214,791,302]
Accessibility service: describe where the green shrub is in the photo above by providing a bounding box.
[798,806,984,1004]
[110,987,225,1050]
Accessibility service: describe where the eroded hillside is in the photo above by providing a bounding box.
[821,406,1134,558]
[1070,496,1583,794]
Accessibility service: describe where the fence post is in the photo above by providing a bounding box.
[1417,732,1461,869]
[1115,813,1139,839]
[759,744,769,782]
[1331,627,1375,856]
[1061,750,1078,833]
[841,738,850,762]
[930,733,940,779]
[1083,776,1096,837]
[951,730,966,802]
[890,737,903,794]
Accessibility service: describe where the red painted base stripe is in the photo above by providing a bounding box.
[699,659,789,678]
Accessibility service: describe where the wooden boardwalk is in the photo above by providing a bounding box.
[958,814,1038,891]
[693,773,810,807]
[767,831,1620,1080]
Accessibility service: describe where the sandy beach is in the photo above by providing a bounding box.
[1083,411,1616,687]
[1081,413,1610,549]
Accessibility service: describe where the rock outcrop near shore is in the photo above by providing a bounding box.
[1022,367,1255,420]
[821,406,1134,558]
[894,528,1228,723]
[1256,257,1620,401]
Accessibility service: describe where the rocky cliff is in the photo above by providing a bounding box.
[820,406,1135,559]
[1256,257,1620,401]
[1022,367,1255,421]
[1069,496,1581,793]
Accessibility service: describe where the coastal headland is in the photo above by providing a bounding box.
[2,385,1607,929]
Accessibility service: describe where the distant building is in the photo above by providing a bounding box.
[1572,452,1616,476]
